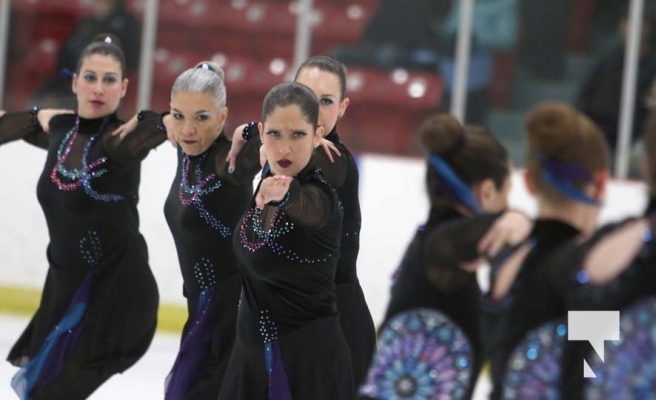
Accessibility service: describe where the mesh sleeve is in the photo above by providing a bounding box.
[213,135,262,186]
[102,111,167,162]
[311,148,348,189]
[0,111,48,149]
[282,178,335,228]
[422,213,502,292]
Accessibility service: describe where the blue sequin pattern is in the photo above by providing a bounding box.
[503,319,568,399]
[259,309,279,377]
[178,153,231,237]
[239,206,332,264]
[359,308,473,399]
[50,117,123,202]
[585,297,656,399]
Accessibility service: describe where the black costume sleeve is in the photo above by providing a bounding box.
[421,212,503,292]
[547,217,653,311]
[213,135,262,187]
[311,146,348,189]
[282,174,335,229]
[0,111,49,149]
[102,110,167,162]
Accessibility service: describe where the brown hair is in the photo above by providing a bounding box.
[418,113,510,207]
[525,102,609,203]
[76,33,126,77]
[294,55,347,100]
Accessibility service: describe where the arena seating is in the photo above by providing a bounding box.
[5,0,448,157]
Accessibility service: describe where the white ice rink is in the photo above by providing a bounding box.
[0,313,179,399]
[0,313,493,399]
[0,144,646,399]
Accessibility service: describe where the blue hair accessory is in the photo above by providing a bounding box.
[428,154,482,214]
[540,157,601,206]
[59,68,74,79]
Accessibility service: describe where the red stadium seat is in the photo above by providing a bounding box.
[148,48,203,110]
[11,0,92,18]
[4,37,62,110]
[222,55,292,132]
[155,0,256,57]
[341,66,443,156]
[311,2,376,55]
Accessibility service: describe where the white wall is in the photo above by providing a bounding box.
[0,143,648,325]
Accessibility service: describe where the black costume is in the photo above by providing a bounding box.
[160,119,261,400]
[486,219,580,400]
[359,205,480,399]
[1,110,164,399]
[396,213,583,399]
[546,198,656,399]
[434,216,582,399]
[218,163,353,400]
[312,127,375,389]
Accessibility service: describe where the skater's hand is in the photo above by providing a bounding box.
[478,210,532,257]
[317,138,340,163]
[256,175,293,209]
[162,113,177,147]
[38,109,75,133]
[112,113,138,139]
[226,123,249,174]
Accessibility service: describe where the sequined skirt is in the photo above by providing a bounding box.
[218,298,354,400]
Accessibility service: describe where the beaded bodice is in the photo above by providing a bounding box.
[164,134,261,300]
[0,110,167,268]
[234,165,343,334]
[49,116,123,202]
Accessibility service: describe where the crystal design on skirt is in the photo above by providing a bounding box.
[258,309,292,398]
[259,309,279,345]
[259,309,279,376]
[585,296,656,399]
[503,319,568,399]
[164,258,217,399]
[79,230,103,267]
[11,231,102,398]
[178,153,231,237]
[359,308,473,399]
[193,258,217,289]
[50,117,123,202]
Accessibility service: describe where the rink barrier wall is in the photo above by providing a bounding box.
[0,285,187,334]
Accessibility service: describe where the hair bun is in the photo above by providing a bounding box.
[418,113,465,156]
[194,61,225,80]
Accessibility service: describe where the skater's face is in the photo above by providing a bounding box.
[169,91,228,156]
[259,104,323,177]
[72,54,127,119]
[295,67,349,136]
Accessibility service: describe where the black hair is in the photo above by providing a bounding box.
[76,33,127,77]
[261,82,320,129]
